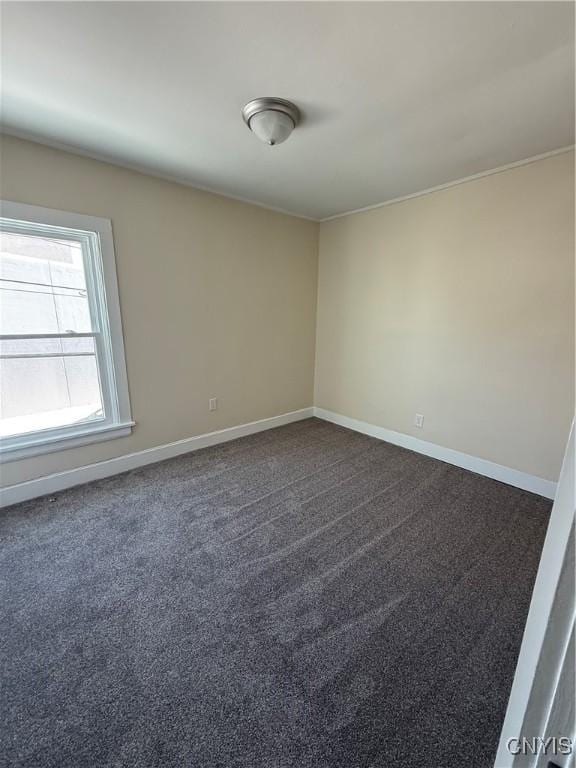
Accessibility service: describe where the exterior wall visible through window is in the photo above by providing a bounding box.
[0,202,133,461]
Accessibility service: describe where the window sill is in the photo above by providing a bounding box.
[0,420,135,463]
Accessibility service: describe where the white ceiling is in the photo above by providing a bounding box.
[1,2,574,220]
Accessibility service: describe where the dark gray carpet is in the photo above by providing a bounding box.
[1,418,550,768]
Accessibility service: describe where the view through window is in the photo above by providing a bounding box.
[0,231,104,439]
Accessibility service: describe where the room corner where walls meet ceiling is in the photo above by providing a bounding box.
[0,1,574,220]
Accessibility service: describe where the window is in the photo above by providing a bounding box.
[0,201,133,461]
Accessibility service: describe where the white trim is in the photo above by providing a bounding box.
[0,200,133,459]
[313,407,557,499]
[0,407,314,508]
[1,405,558,508]
[0,129,317,223]
[320,145,575,222]
[494,423,574,768]
[3,130,573,224]
[0,421,135,463]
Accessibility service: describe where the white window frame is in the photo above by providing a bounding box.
[0,200,134,462]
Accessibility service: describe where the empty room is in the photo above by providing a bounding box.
[0,2,574,767]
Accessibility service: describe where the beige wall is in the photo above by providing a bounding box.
[1,137,573,489]
[315,151,574,481]
[0,135,319,486]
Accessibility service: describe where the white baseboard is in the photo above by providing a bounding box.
[1,405,557,507]
[314,407,557,500]
[0,407,314,508]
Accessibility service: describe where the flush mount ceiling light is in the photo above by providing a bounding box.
[242,98,300,146]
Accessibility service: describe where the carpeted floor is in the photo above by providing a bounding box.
[1,418,551,768]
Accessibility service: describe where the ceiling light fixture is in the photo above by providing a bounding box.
[242,98,300,146]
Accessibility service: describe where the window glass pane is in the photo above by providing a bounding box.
[0,336,103,437]
[0,206,131,452]
[0,231,93,334]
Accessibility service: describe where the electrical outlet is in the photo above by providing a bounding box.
[209,398,218,412]
[414,413,424,429]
